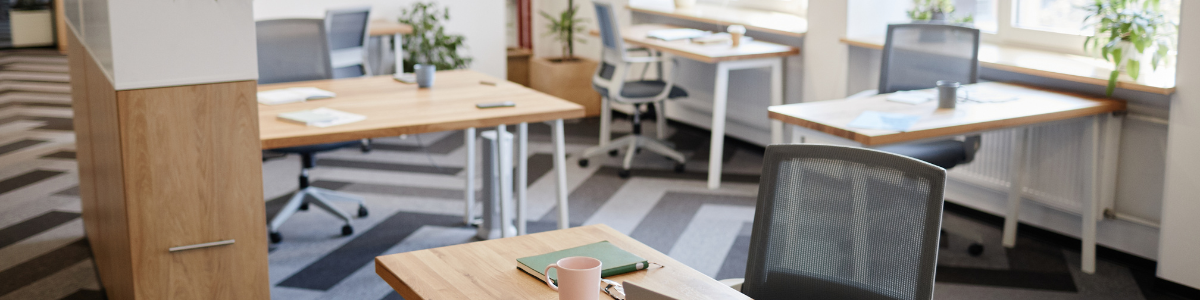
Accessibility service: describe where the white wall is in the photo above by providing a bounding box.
[802,0,848,102]
[253,0,507,79]
[1158,0,1200,290]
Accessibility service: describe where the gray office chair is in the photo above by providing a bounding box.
[870,23,982,170]
[326,7,372,78]
[741,144,945,300]
[257,19,368,243]
[874,22,985,256]
[577,0,688,178]
[325,7,375,152]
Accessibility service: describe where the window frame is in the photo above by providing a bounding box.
[980,0,1091,56]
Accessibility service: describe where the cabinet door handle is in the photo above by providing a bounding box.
[168,239,235,252]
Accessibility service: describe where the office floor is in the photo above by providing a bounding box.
[0,49,1192,300]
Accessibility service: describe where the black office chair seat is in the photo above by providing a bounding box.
[269,141,360,154]
[876,140,971,169]
[593,80,688,100]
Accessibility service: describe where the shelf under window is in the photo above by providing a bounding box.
[841,36,1176,95]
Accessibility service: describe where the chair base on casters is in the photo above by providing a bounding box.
[578,134,686,178]
[268,186,368,243]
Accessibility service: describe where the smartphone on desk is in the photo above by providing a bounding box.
[476,101,515,109]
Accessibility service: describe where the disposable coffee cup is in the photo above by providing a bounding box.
[728,25,746,48]
[937,80,959,109]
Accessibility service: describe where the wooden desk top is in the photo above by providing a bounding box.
[258,70,585,149]
[375,224,750,300]
[768,82,1126,146]
[615,24,799,64]
[369,20,413,36]
[627,3,807,37]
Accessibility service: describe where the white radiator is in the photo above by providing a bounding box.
[947,118,1109,216]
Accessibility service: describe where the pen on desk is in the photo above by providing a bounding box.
[480,80,496,86]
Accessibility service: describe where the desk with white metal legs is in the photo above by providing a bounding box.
[605,24,799,189]
[768,82,1125,274]
[462,119,572,237]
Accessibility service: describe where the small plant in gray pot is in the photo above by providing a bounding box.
[398,2,472,88]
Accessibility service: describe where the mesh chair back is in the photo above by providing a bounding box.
[256,19,334,84]
[742,144,946,300]
[325,7,372,78]
[879,23,980,94]
[592,0,627,66]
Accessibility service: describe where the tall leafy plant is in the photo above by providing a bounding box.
[1083,0,1175,96]
[541,0,587,61]
[398,2,472,72]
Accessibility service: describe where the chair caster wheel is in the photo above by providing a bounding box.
[618,169,631,179]
[299,202,309,211]
[358,206,369,217]
[674,163,685,173]
[578,159,589,167]
[342,225,354,236]
[609,150,619,157]
[968,243,984,256]
[269,231,282,243]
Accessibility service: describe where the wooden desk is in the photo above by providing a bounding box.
[259,70,586,231]
[375,224,750,300]
[768,82,1125,274]
[611,24,800,190]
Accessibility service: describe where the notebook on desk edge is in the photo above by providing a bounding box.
[515,241,648,285]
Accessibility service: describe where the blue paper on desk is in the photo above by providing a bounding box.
[847,111,922,131]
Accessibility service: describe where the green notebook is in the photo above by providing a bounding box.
[516,241,648,284]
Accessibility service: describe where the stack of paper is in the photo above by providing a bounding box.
[258,87,336,105]
[847,111,922,131]
[276,107,366,128]
[646,28,710,41]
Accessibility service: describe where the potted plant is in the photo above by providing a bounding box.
[529,0,602,116]
[398,2,472,88]
[907,0,974,23]
[1082,0,1175,96]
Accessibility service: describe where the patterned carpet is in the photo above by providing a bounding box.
[0,49,1194,300]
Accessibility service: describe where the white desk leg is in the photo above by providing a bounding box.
[517,122,529,235]
[464,128,476,225]
[769,58,784,145]
[393,33,404,74]
[1002,128,1030,247]
[551,119,570,229]
[707,62,731,190]
[600,95,612,146]
[1080,115,1105,274]
[498,125,515,238]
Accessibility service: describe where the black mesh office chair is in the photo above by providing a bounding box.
[577,0,688,178]
[741,144,945,300]
[257,19,369,243]
[326,7,372,78]
[873,23,982,171]
[874,22,985,256]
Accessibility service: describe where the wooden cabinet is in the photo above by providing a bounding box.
[67,29,269,300]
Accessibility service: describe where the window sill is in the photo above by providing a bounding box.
[840,36,1176,95]
[627,3,807,38]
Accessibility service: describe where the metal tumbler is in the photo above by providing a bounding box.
[937,80,959,109]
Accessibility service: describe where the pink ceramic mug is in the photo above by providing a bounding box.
[544,256,602,300]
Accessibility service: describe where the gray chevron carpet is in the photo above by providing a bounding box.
[0,48,1192,300]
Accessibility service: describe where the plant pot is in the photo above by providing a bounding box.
[415,64,436,88]
[529,57,601,117]
[675,0,696,8]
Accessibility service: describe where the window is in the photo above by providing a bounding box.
[698,0,808,16]
[942,0,1178,56]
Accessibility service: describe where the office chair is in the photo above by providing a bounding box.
[871,23,985,255]
[257,19,369,243]
[740,144,945,300]
[577,0,688,178]
[325,7,376,152]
